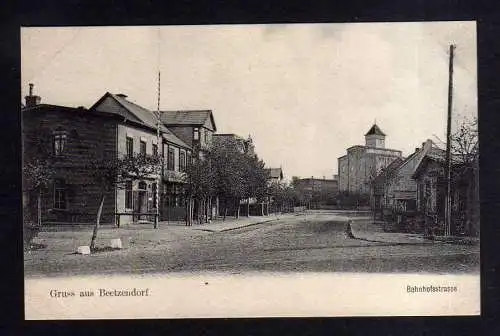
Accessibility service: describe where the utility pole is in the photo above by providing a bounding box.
[154,71,161,229]
[444,44,455,237]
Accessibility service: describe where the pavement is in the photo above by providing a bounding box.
[188,213,297,232]
[25,210,479,277]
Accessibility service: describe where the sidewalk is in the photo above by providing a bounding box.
[349,219,480,245]
[183,213,297,232]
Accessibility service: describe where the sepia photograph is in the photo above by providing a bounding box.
[22,22,479,319]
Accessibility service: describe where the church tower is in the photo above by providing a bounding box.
[365,123,386,148]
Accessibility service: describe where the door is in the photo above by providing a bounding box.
[136,181,148,220]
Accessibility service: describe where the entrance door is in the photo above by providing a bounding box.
[136,181,148,220]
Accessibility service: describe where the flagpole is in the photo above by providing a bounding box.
[155,71,161,229]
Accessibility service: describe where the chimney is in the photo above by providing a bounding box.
[415,147,419,152]
[25,83,41,107]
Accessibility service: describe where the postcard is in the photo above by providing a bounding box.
[22,22,479,319]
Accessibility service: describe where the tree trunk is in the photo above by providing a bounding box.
[205,197,209,223]
[190,198,194,226]
[37,189,42,227]
[236,199,240,218]
[261,202,264,216]
[247,198,250,217]
[90,194,105,251]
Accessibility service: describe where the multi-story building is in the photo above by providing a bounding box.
[337,124,402,194]
[22,88,193,225]
[90,92,193,222]
[160,110,217,160]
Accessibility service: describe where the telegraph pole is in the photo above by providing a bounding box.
[154,71,161,229]
[444,44,455,237]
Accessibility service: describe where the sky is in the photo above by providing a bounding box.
[21,22,477,180]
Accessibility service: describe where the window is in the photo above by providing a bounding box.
[53,131,67,156]
[152,143,158,157]
[179,151,186,172]
[140,140,146,155]
[167,147,175,171]
[125,181,133,209]
[126,137,133,158]
[187,152,192,167]
[193,127,200,141]
[204,130,209,144]
[53,179,66,209]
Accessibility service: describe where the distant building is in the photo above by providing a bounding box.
[213,133,255,155]
[337,124,402,194]
[294,177,339,207]
[265,167,284,183]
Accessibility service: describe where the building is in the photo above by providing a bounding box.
[160,110,217,160]
[22,88,193,225]
[412,149,479,236]
[265,167,284,183]
[294,177,339,207]
[337,124,402,194]
[372,139,436,212]
[90,92,193,222]
[213,133,255,155]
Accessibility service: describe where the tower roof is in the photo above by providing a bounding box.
[365,123,386,136]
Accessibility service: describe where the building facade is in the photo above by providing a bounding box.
[337,124,402,194]
[373,139,435,212]
[90,92,193,222]
[160,110,217,160]
[22,89,194,225]
[294,177,339,207]
[412,151,479,236]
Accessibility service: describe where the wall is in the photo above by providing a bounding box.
[338,156,348,191]
[117,124,159,157]
[23,108,117,224]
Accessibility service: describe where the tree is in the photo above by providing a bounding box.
[451,117,478,177]
[23,158,55,226]
[241,154,268,217]
[450,116,479,235]
[184,155,215,225]
[86,152,160,251]
[210,141,246,220]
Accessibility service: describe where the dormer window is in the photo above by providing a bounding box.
[53,130,67,156]
[193,127,200,141]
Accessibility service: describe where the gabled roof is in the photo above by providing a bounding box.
[90,92,190,149]
[160,110,217,131]
[411,147,464,179]
[266,168,283,180]
[373,157,404,183]
[365,123,386,136]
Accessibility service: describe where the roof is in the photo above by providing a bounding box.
[365,123,386,136]
[160,110,217,131]
[90,93,190,149]
[411,147,465,179]
[266,168,283,179]
[22,103,121,119]
[373,157,404,182]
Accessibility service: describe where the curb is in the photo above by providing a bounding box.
[195,218,281,233]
